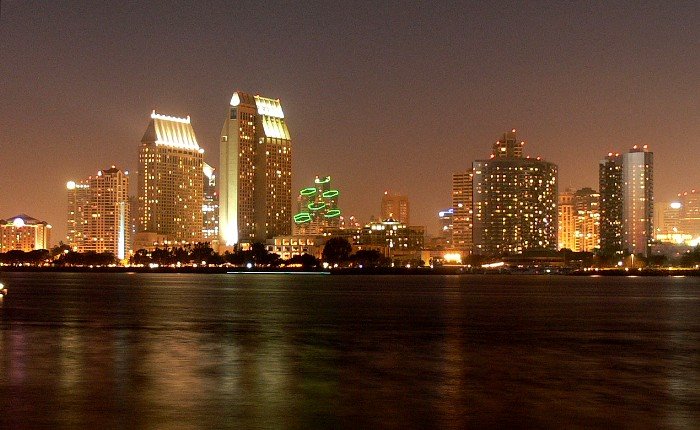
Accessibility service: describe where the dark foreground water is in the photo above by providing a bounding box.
[0,273,698,429]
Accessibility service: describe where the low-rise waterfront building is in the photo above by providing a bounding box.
[0,214,51,252]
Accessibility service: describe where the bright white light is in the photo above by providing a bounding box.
[66,181,76,190]
[12,218,25,228]
[482,261,505,268]
[246,263,253,269]
[443,252,462,263]
[670,202,682,209]
[150,110,190,124]
[230,92,241,106]
[254,96,284,118]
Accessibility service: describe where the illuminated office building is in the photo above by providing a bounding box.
[67,166,130,259]
[679,190,700,238]
[381,192,410,225]
[219,92,292,246]
[202,162,219,241]
[138,111,203,244]
[67,180,91,248]
[0,214,51,252]
[655,201,682,236]
[437,208,454,247]
[357,219,425,262]
[599,153,624,256]
[452,171,473,254]
[293,175,341,235]
[573,187,600,252]
[622,145,653,256]
[558,188,576,250]
[472,130,558,256]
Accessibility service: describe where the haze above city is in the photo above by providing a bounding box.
[1,1,698,242]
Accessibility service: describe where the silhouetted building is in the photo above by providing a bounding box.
[599,153,623,256]
[452,171,472,254]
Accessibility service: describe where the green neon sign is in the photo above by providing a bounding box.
[324,209,341,218]
[300,187,317,196]
[322,189,339,198]
[308,202,326,211]
[294,213,312,224]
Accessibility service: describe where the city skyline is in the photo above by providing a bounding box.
[1,2,698,242]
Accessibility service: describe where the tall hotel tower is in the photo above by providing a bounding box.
[219,92,292,246]
[138,111,204,244]
[472,130,558,256]
[622,145,653,256]
[67,167,130,259]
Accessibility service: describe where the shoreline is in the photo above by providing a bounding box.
[1,266,699,276]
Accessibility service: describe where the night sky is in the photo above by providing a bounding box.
[1,1,697,244]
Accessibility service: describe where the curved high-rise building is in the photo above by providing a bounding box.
[219,92,292,247]
[622,145,653,256]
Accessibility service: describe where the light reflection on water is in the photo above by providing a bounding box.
[0,273,698,428]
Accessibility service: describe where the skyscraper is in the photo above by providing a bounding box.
[293,175,341,235]
[573,187,600,252]
[67,166,130,259]
[67,180,90,249]
[622,145,653,256]
[451,171,473,254]
[138,111,204,244]
[381,192,410,224]
[599,153,624,256]
[437,208,454,248]
[202,162,219,241]
[219,92,292,247]
[558,188,576,250]
[679,190,700,238]
[472,130,558,256]
[655,201,682,236]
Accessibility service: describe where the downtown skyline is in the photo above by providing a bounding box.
[1,1,698,242]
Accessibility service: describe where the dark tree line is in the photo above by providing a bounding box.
[131,243,222,266]
[0,249,51,265]
[321,237,389,267]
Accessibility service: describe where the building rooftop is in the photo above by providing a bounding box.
[142,110,200,151]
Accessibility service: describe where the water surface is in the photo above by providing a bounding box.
[0,273,698,428]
